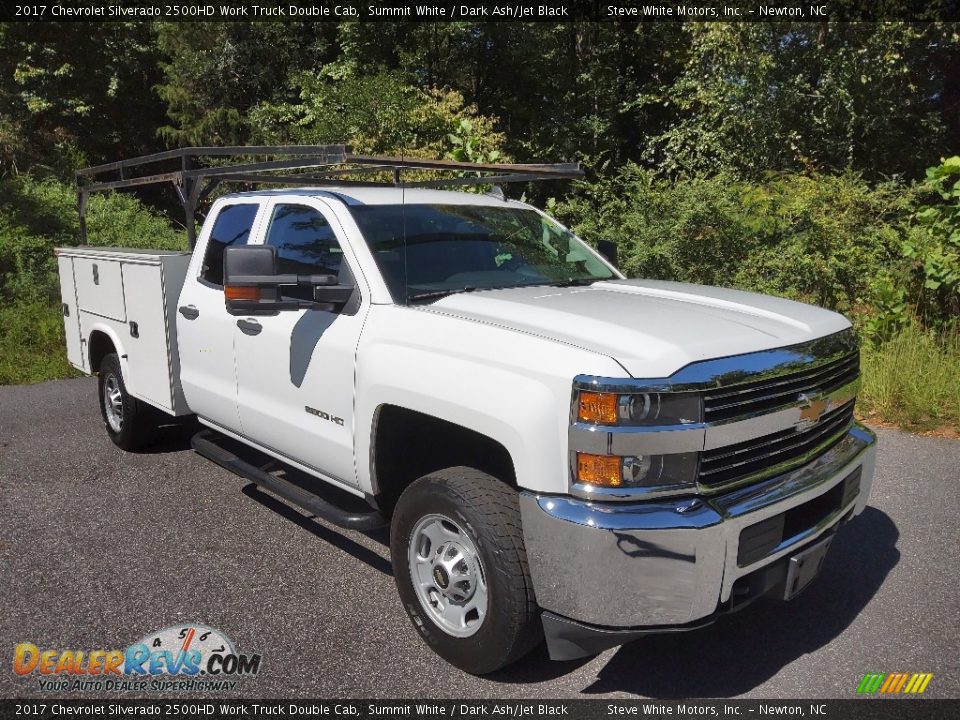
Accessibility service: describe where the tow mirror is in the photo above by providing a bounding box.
[223,245,287,316]
[223,245,355,316]
[597,239,619,270]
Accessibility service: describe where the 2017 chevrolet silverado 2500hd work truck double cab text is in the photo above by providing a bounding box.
[58,148,876,674]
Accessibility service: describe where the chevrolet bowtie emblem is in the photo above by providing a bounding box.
[798,392,829,425]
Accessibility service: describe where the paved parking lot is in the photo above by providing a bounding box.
[1,377,958,698]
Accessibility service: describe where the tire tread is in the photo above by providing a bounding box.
[390,466,542,673]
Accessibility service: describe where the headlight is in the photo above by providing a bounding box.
[577,390,702,426]
[576,452,698,490]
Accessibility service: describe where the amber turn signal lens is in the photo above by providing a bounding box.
[578,391,618,424]
[576,453,622,487]
[224,285,260,301]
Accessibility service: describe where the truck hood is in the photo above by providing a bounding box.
[423,279,851,378]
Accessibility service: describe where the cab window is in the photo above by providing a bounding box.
[264,204,344,276]
[200,203,259,287]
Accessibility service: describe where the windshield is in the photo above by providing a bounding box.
[348,203,616,303]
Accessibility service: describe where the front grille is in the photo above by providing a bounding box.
[703,352,859,423]
[699,400,856,488]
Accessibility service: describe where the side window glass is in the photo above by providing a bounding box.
[200,203,259,287]
[264,204,344,278]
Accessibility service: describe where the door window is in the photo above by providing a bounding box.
[200,203,259,287]
[264,204,347,301]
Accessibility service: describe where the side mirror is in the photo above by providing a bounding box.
[223,245,355,316]
[224,245,287,316]
[597,239,619,270]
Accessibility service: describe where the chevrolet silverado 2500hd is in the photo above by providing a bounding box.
[58,179,876,675]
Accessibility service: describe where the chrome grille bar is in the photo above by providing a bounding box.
[704,352,859,422]
[699,400,856,488]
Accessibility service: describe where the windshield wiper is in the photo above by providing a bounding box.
[508,278,597,290]
[547,277,597,287]
[406,286,479,304]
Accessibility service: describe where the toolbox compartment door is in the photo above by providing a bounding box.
[73,256,126,322]
[56,255,85,370]
[121,261,175,410]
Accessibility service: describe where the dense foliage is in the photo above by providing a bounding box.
[0,19,957,427]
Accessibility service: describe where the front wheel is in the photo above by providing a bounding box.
[390,467,542,674]
[98,353,158,451]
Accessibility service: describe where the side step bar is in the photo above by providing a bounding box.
[191,430,387,531]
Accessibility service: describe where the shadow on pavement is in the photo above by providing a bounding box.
[140,415,202,454]
[485,642,594,684]
[240,484,393,577]
[581,506,899,697]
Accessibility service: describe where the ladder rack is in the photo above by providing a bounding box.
[76,145,583,248]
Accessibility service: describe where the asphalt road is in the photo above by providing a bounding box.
[1,377,958,700]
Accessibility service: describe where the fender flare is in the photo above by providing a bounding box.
[85,323,131,386]
[361,402,520,495]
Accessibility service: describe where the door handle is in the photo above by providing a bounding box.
[178,305,199,320]
[237,318,262,335]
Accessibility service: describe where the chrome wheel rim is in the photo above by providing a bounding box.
[103,373,123,433]
[408,514,488,638]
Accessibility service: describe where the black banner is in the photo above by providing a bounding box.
[3,0,959,23]
[2,700,959,719]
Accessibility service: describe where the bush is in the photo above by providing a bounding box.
[903,157,960,327]
[555,164,912,315]
[0,175,185,304]
[0,300,77,384]
[0,175,185,384]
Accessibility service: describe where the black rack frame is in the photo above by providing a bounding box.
[76,145,583,248]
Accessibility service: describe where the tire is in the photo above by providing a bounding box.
[390,467,542,674]
[97,353,158,451]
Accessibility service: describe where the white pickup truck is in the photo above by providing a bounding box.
[57,176,876,674]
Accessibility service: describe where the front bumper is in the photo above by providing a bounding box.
[519,423,877,658]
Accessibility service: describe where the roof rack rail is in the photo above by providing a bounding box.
[75,145,583,248]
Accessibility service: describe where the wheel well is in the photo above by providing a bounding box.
[88,331,117,374]
[371,405,516,514]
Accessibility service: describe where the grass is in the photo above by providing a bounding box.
[859,323,960,433]
[1,298,958,435]
[0,300,79,385]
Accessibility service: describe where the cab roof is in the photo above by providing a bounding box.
[219,186,528,208]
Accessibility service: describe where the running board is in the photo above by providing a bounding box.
[191,430,387,531]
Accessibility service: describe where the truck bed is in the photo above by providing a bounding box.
[55,246,192,415]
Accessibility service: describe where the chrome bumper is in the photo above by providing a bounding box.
[520,423,877,629]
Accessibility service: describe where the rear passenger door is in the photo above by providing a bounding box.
[233,198,367,488]
[177,201,263,434]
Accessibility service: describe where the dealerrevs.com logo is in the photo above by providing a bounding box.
[13,625,261,692]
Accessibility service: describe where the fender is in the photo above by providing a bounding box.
[354,305,625,495]
[84,321,130,384]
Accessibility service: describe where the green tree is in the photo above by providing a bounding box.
[642,23,960,179]
[249,69,505,160]
[154,22,340,146]
[334,22,688,172]
[0,22,165,173]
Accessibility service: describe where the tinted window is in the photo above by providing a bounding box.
[265,204,344,276]
[201,204,259,286]
[264,204,346,302]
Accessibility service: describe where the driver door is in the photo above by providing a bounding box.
[232,198,368,488]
